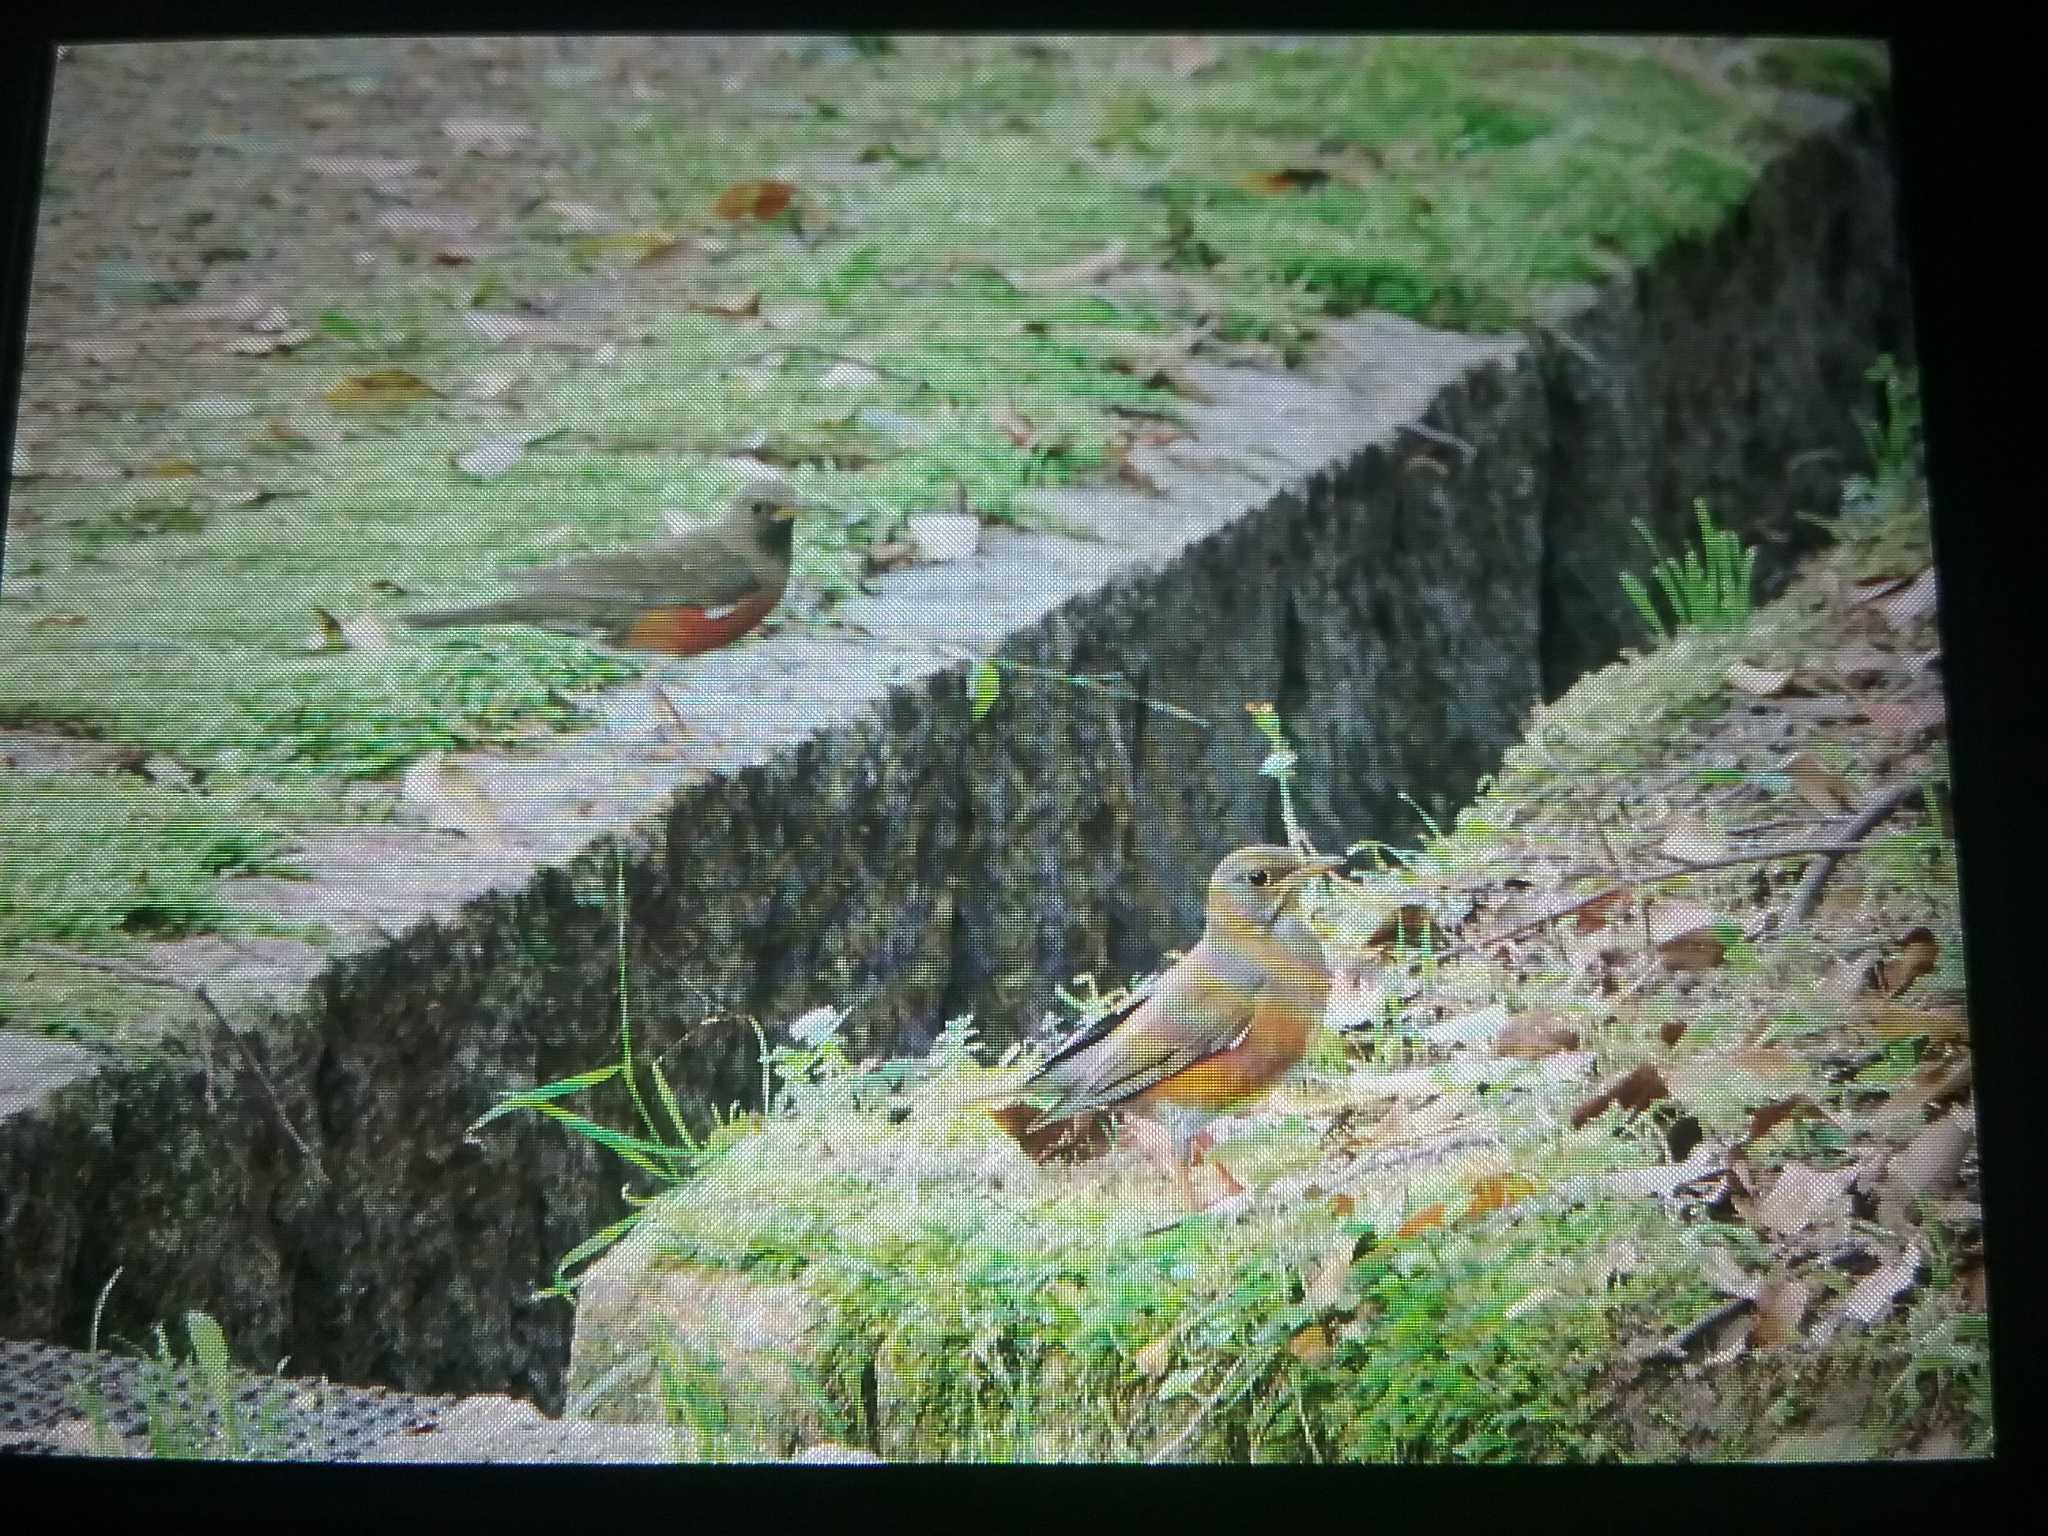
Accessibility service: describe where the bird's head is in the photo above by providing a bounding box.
[1205,844,1344,937]
[731,471,825,553]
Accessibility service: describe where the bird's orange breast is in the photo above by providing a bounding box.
[1129,989,1324,1114]
[620,589,779,656]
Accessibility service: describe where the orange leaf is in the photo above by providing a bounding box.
[1462,1172,1543,1222]
[1573,889,1627,934]
[1874,927,1939,996]
[1495,1014,1579,1060]
[1396,1203,1447,1238]
[1571,1063,1669,1129]
[714,179,796,220]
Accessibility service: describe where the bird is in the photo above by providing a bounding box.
[400,470,820,655]
[979,845,1342,1210]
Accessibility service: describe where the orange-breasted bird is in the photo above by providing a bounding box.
[983,845,1342,1210]
[401,471,821,655]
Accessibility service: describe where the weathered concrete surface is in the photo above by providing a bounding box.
[0,98,1912,1411]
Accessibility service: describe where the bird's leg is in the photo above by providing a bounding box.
[1186,1126,1246,1204]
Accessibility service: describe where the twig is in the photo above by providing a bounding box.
[1640,1294,1755,1365]
[1416,839,1901,966]
[192,986,331,1186]
[1770,782,1927,935]
[22,942,327,1184]
[1149,1362,1248,1464]
[1396,420,1477,466]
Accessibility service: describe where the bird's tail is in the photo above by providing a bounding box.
[399,601,528,631]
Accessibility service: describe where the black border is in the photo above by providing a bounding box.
[0,2,2036,1525]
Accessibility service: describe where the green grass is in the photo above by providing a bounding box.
[1,35,1888,1003]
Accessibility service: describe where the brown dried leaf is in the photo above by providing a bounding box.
[1876,569,1939,630]
[570,231,682,267]
[1751,1161,1860,1236]
[1784,751,1857,813]
[1573,889,1627,934]
[1874,927,1939,997]
[1726,662,1793,697]
[1820,1246,1921,1339]
[441,117,534,155]
[324,369,438,412]
[1303,1236,1358,1309]
[1286,1323,1333,1366]
[1366,904,1449,955]
[1886,1106,1972,1198]
[1746,1095,1828,1145]
[1495,1014,1580,1060]
[1858,998,1968,1045]
[1660,814,1728,864]
[713,180,797,220]
[1659,1018,1690,1048]
[1751,1278,1812,1349]
[1864,693,1947,739]
[1571,1063,1670,1128]
[1134,1332,1174,1379]
[1652,904,1727,972]
[687,289,762,319]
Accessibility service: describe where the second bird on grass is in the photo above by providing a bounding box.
[401,470,823,656]
[981,845,1343,1211]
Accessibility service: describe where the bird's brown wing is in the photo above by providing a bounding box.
[1024,950,1255,1122]
[511,537,773,609]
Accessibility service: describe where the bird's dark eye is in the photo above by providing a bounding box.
[1247,869,1270,887]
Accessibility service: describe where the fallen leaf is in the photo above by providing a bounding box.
[905,510,980,563]
[1571,1063,1669,1128]
[1303,1236,1357,1309]
[139,458,202,478]
[1886,1106,1972,1198]
[1134,1333,1174,1378]
[1956,1262,1987,1313]
[1858,998,1968,1045]
[1573,889,1628,934]
[1660,814,1728,864]
[1008,240,1128,294]
[1847,573,1914,606]
[304,154,419,179]
[1817,1246,1922,1341]
[713,179,796,220]
[569,231,682,267]
[687,289,762,319]
[1746,1094,1828,1145]
[1751,1277,1812,1349]
[1652,904,1727,972]
[1784,751,1856,813]
[1659,1018,1689,1048]
[378,208,481,236]
[1286,1323,1333,1366]
[820,360,882,390]
[1494,1013,1580,1060]
[546,199,612,233]
[1463,1172,1542,1222]
[1751,1161,1860,1236]
[304,606,391,654]
[454,436,533,481]
[1241,168,1332,195]
[991,403,1069,457]
[324,369,438,411]
[1328,1193,1355,1219]
[441,117,534,155]
[1874,927,1939,997]
[1863,693,1947,739]
[1823,643,1896,686]
[1876,569,1938,630]
[31,613,88,629]
[1727,662,1793,696]
[1164,35,1221,77]
[1102,432,1167,496]
[1395,1203,1446,1238]
[401,752,499,837]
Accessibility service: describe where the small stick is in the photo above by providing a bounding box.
[1417,839,1895,965]
[1640,1294,1755,1364]
[1771,781,1927,934]
[21,942,326,1183]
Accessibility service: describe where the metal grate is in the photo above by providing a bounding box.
[0,1337,461,1460]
